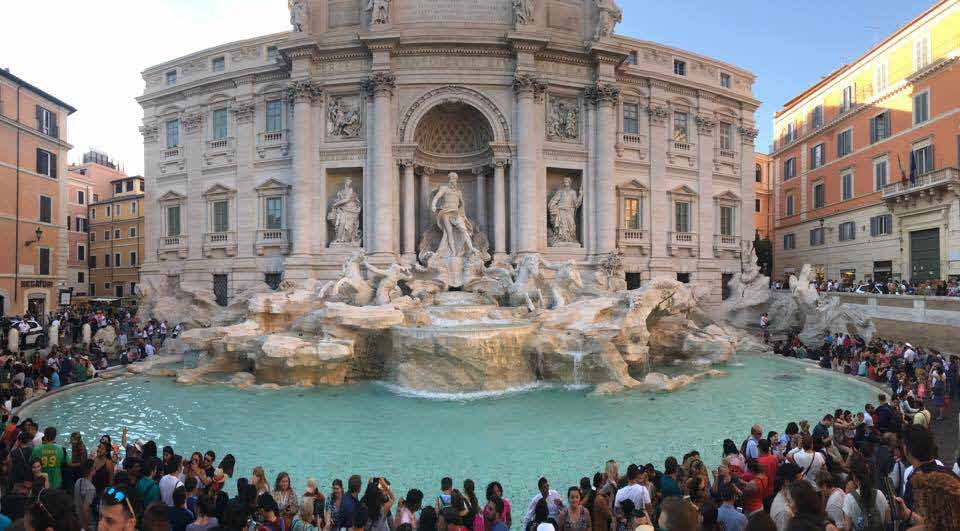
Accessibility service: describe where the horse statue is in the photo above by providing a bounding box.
[545,259,583,309]
[322,250,375,306]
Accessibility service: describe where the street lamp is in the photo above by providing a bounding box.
[24,227,42,246]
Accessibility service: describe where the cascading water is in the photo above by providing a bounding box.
[569,350,585,386]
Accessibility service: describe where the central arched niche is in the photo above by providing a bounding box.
[413,102,494,156]
[411,102,496,252]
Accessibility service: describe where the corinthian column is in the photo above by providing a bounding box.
[400,159,416,259]
[586,81,620,255]
[512,72,546,255]
[362,71,397,257]
[288,79,322,256]
[493,158,508,260]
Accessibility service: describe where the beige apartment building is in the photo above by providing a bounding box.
[88,176,145,298]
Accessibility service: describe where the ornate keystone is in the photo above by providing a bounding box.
[584,82,621,105]
[287,79,323,103]
[361,71,397,96]
[513,72,547,102]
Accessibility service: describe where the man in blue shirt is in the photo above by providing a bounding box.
[716,485,747,531]
[335,475,362,530]
[744,425,761,460]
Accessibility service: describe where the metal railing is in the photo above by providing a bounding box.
[881,167,958,198]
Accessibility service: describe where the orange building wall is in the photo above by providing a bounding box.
[0,72,74,316]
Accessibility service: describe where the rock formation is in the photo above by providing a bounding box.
[768,264,876,345]
[150,252,749,394]
[721,246,771,328]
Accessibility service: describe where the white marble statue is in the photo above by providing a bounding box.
[513,0,534,25]
[7,328,18,354]
[82,322,92,346]
[721,246,771,320]
[328,178,362,246]
[365,257,413,305]
[327,250,375,306]
[548,177,583,246]
[289,0,308,32]
[48,323,59,348]
[327,97,361,137]
[366,0,391,25]
[431,172,479,258]
[594,0,622,40]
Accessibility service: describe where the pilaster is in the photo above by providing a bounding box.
[512,72,546,255]
[288,79,322,258]
[362,71,397,257]
[585,81,621,255]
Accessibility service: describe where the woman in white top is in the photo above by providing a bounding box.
[842,455,890,530]
[787,435,825,491]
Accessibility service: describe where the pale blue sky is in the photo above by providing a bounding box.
[1,0,938,172]
[617,0,936,152]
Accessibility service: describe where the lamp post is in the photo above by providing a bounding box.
[24,227,42,247]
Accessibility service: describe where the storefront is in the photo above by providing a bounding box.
[840,269,856,287]
[873,261,893,283]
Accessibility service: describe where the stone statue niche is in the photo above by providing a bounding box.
[326,170,363,248]
[417,171,491,289]
[546,170,583,247]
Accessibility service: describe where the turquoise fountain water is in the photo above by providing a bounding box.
[24,356,875,500]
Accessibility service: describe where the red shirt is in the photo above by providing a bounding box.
[756,454,779,498]
[740,472,768,514]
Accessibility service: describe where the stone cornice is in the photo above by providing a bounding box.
[394,46,514,58]
[508,33,550,54]
[535,50,592,66]
[138,64,289,104]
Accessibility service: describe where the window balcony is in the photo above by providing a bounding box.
[257,129,290,160]
[158,234,188,260]
[673,141,691,151]
[667,231,698,256]
[203,231,237,257]
[717,148,736,159]
[617,228,649,255]
[255,228,290,255]
[882,167,958,201]
[713,234,741,253]
[621,133,644,145]
[162,146,182,160]
[203,137,236,168]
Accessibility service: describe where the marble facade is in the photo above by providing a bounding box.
[138,0,759,304]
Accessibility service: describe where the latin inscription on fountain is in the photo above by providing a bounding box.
[398,0,512,24]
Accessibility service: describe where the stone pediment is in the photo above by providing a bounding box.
[668,184,698,197]
[713,190,740,202]
[254,178,291,193]
[158,190,187,203]
[203,183,236,197]
[618,179,648,194]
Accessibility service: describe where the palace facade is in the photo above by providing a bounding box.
[138,0,759,304]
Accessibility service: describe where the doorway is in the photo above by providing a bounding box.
[721,273,733,300]
[27,296,45,317]
[909,228,940,281]
[626,273,642,290]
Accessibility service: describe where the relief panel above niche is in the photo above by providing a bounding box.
[548,1,581,32]
[328,0,361,28]
[397,0,512,25]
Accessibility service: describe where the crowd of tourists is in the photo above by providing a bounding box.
[769,278,960,297]
[772,333,958,424]
[0,335,954,531]
[0,307,183,415]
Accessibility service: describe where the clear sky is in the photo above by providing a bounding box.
[1,0,939,175]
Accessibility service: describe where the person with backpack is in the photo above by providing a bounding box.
[842,455,890,531]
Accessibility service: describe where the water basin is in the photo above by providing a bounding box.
[23,355,874,499]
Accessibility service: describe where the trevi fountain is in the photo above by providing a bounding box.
[21,0,882,495]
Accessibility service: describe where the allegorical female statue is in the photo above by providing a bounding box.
[328,177,362,245]
[289,0,308,32]
[431,172,478,257]
[548,177,583,245]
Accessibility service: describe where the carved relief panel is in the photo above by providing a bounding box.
[546,95,581,143]
[326,94,363,140]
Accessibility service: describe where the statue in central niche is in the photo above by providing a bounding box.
[431,172,478,258]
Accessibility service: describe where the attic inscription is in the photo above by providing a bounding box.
[398,0,511,24]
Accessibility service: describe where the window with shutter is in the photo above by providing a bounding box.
[39,196,52,223]
[39,248,50,275]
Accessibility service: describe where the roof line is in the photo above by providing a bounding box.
[0,69,77,114]
[777,0,953,114]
